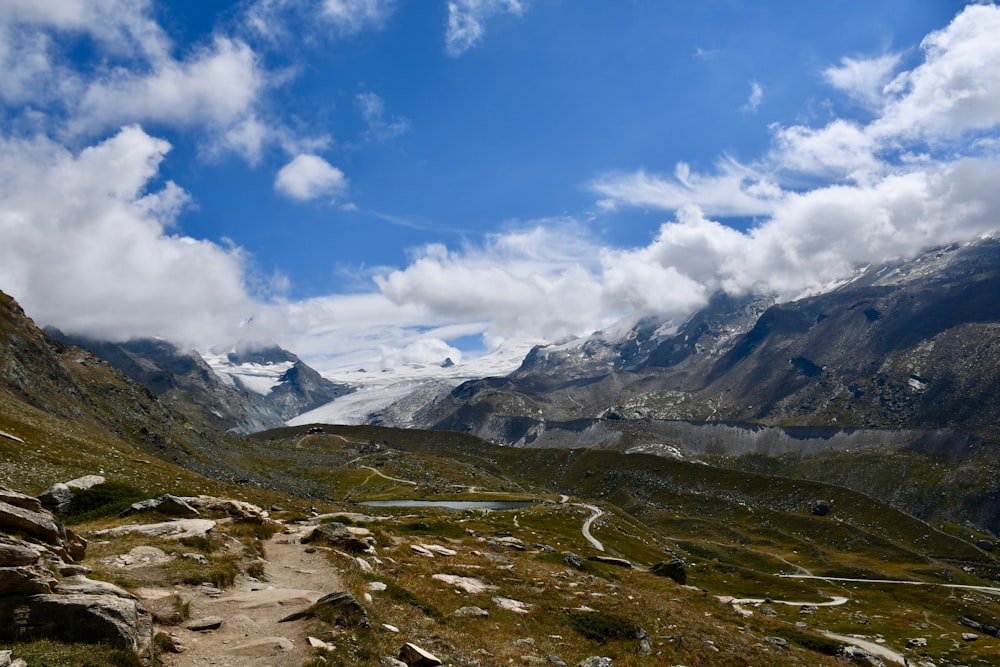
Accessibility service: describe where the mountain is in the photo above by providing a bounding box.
[46,332,351,434]
[359,237,1000,441]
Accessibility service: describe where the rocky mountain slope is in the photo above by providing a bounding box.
[2,287,1000,666]
[398,238,1000,442]
[47,332,350,434]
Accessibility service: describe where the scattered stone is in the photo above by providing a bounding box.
[577,658,612,667]
[181,552,209,565]
[959,616,1000,637]
[563,552,585,569]
[453,606,489,617]
[547,657,567,665]
[962,632,979,641]
[907,637,928,648]
[410,544,435,557]
[759,605,778,617]
[587,555,631,568]
[308,636,334,650]
[305,522,371,553]
[432,574,497,594]
[976,539,994,552]
[764,636,788,648]
[493,597,532,614]
[369,581,388,591]
[120,495,199,518]
[279,590,368,627]
[420,544,458,556]
[382,623,399,632]
[636,627,652,656]
[186,616,224,631]
[156,632,187,653]
[650,558,686,585]
[381,658,408,667]
[398,641,443,666]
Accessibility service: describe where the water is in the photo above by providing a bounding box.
[360,500,536,510]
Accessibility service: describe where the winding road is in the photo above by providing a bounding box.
[576,503,605,552]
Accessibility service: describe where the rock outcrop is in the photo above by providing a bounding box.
[0,485,152,659]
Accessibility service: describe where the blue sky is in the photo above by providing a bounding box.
[1,1,999,372]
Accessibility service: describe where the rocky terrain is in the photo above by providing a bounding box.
[2,272,1000,665]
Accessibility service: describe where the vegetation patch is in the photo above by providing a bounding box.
[4,639,143,667]
[565,609,639,644]
[769,626,845,656]
[62,481,148,524]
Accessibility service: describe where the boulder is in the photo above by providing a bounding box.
[977,539,995,552]
[0,537,41,567]
[398,642,442,666]
[280,591,368,627]
[453,606,489,617]
[0,593,152,655]
[0,501,66,548]
[811,501,831,516]
[36,484,73,514]
[180,496,267,523]
[563,552,585,569]
[37,476,105,514]
[650,558,687,585]
[577,658,612,667]
[120,495,199,518]
[186,616,224,631]
[304,523,371,553]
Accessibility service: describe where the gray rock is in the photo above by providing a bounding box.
[54,575,136,599]
[453,606,489,617]
[577,658,612,667]
[0,593,152,656]
[65,475,106,492]
[398,642,442,666]
[0,565,56,595]
[120,495,199,518]
[93,519,215,540]
[563,552,585,569]
[280,590,368,627]
[811,501,831,516]
[0,487,44,513]
[0,501,65,548]
[0,538,41,567]
[36,483,73,514]
[380,658,408,667]
[764,636,788,648]
[180,496,267,522]
[650,558,687,585]
[186,616,224,631]
[907,637,928,648]
[547,657,567,666]
[636,627,652,656]
[304,522,370,553]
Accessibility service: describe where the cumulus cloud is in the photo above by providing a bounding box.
[0,126,256,347]
[274,154,348,201]
[73,37,263,136]
[445,0,524,56]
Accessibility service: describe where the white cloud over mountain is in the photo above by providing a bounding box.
[0,2,997,375]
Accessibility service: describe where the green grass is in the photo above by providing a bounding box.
[4,640,143,667]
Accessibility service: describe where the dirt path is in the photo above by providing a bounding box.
[576,503,605,552]
[156,523,343,666]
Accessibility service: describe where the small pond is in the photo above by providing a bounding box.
[360,500,537,511]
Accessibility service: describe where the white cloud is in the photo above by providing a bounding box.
[445,0,524,57]
[73,37,263,135]
[0,126,256,347]
[356,91,410,141]
[322,0,395,35]
[874,4,1000,141]
[823,53,902,109]
[274,154,348,201]
[592,160,783,218]
[742,80,764,112]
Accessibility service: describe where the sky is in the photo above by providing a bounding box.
[1,0,999,374]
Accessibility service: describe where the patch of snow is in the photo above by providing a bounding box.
[288,340,538,426]
[201,352,294,396]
